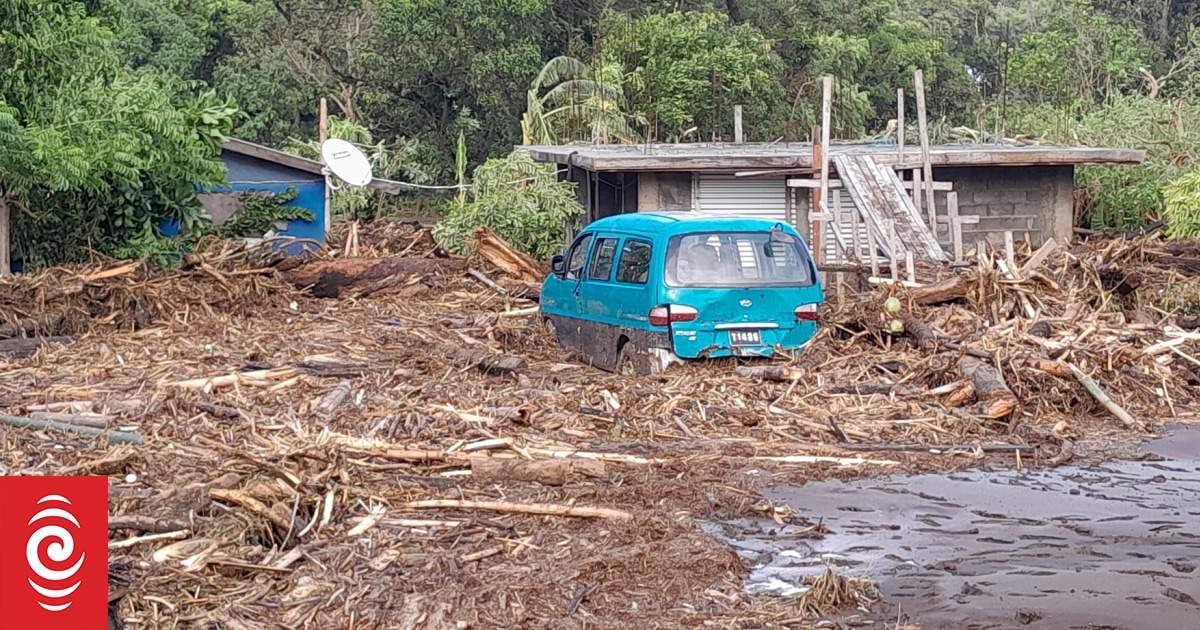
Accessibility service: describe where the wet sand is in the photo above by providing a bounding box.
[705,425,1200,629]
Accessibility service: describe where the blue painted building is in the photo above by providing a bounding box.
[195,138,331,254]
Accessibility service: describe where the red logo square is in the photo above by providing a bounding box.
[0,476,108,630]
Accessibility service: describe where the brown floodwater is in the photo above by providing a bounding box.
[704,425,1200,629]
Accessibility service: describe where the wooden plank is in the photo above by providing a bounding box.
[0,198,9,277]
[734,105,744,143]
[833,156,893,261]
[897,88,905,158]
[900,180,954,191]
[787,179,844,189]
[835,155,947,263]
[818,77,833,255]
[914,70,936,235]
[882,165,947,261]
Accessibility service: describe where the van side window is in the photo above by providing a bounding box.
[615,239,652,284]
[588,237,619,281]
[565,233,593,280]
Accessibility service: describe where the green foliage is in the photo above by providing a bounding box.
[432,150,582,259]
[600,11,785,142]
[0,0,235,269]
[1164,170,1200,238]
[211,188,312,239]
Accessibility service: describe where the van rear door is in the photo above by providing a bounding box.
[657,230,822,357]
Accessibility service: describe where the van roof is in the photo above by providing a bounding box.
[585,212,797,236]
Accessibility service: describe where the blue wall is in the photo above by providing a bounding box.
[187,152,327,256]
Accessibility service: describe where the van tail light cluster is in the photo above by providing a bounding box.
[649,304,698,327]
[794,303,819,321]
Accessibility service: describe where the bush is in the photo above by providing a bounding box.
[1164,169,1200,238]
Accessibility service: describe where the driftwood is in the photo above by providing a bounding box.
[315,380,352,416]
[735,365,795,382]
[910,274,971,305]
[402,499,633,521]
[109,515,189,534]
[0,414,143,444]
[437,345,526,374]
[470,456,605,486]
[901,315,939,349]
[957,356,1018,419]
[825,383,923,396]
[470,226,546,283]
[0,335,76,357]
[284,257,468,298]
[28,411,113,429]
[837,443,1036,454]
[467,268,508,295]
[169,367,297,389]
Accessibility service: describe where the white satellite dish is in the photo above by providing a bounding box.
[320,138,374,187]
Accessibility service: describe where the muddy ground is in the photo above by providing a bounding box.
[2,227,1198,629]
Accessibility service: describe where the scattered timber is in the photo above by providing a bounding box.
[1067,363,1145,431]
[436,345,526,374]
[27,411,113,429]
[471,226,546,283]
[402,499,633,521]
[910,274,971,305]
[108,515,189,534]
[469,456,604,486]
[735,365,796,381]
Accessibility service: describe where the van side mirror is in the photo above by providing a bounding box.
[551,254,565,276]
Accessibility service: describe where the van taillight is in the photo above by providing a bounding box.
[795,303,819,321]
[649,305,699,326]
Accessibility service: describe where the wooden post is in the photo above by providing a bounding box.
[0,199,9,276]
[1005,230,1016,270]
[888,221,899,282]
[847,189,861,260]
[319,98,331,236]
[811,125,824,258]
[734,105,744,143]
[914,71,936,237]
[785,186,794,227]
[905,251,915,284]
[817,76,833,263]
[896,88,905,159]
[912,167,925,227]
[949,192,964,263]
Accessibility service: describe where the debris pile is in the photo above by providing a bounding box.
[0,227,1197,628]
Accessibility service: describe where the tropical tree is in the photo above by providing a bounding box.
[522,56,640,145]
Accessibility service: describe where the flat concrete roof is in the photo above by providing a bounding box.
[524,142,1147,172]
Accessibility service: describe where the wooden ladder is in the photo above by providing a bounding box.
[833,155,949,264]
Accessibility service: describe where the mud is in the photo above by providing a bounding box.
[705,425,1200,629]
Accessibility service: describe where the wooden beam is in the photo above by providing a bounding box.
[896,88,905,158]
[0,198,9,277]
[734,105,744,143]
[914,70,936,235]
[900,180,954,191]
[817,76,833,258]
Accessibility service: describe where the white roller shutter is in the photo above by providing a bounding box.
[694,175,787,221]
[821,188,874,264]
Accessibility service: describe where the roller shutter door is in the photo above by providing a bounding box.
[694,175,787,221]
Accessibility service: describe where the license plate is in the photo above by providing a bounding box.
[728,330,761,346]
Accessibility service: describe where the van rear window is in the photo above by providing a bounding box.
[665,232,815,288]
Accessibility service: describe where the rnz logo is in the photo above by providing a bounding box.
[27,495,87,611]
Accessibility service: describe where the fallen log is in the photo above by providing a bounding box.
[0,335,76,358]
[470,226,546,283]
[910,274,971,305]
[436,345,526,374]
[469,456,602,486]
[836,443,1036,454]
[284,257,468,298]
[402,498,633,521]
[901,315,939,349]
[825,383,923,396]
[957,356,1018,419]
[0,313,65,339]
[735,365,795,381]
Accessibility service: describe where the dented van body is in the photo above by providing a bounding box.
[540,212,823,375]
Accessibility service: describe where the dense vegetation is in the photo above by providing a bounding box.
[3,0,1200,267]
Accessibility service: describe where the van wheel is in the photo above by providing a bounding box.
[617,341,653,376]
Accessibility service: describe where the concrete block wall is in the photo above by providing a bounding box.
[925,165,1075,248]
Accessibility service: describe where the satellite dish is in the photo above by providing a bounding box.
[320,138,373,187]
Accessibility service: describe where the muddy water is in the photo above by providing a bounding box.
[705,426,1200,629]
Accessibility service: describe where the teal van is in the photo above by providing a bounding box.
[541,212,823,374]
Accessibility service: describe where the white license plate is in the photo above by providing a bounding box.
[728,330,761,346]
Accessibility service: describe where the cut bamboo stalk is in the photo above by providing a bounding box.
[0,414,142,444]
[402,499,633,521]
[1067,364,1145,431]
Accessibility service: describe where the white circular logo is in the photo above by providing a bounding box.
[26,495,86,612]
